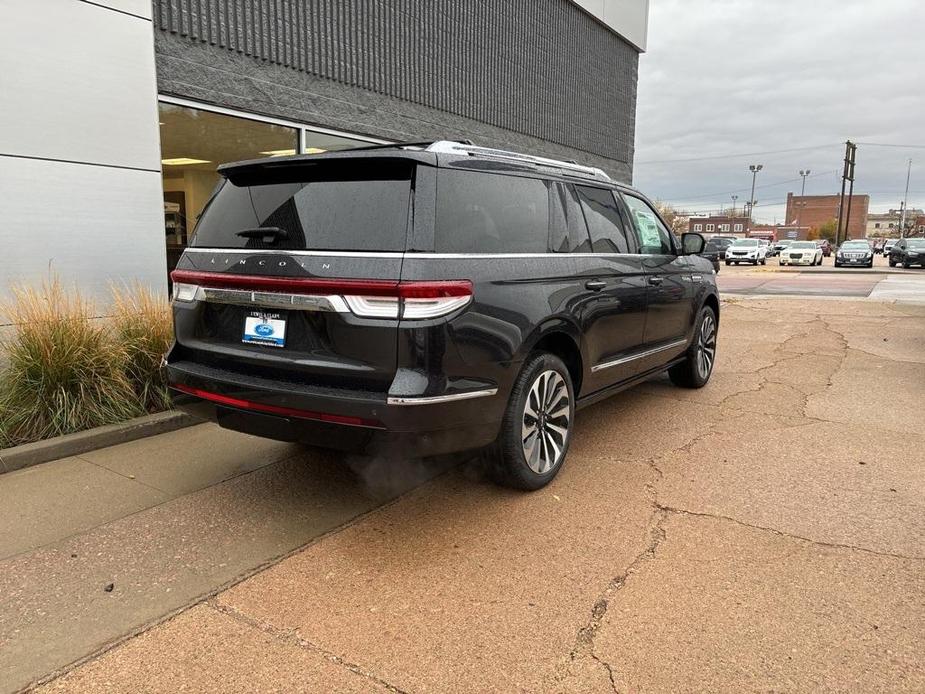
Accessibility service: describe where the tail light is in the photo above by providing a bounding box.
[169,271,472,319]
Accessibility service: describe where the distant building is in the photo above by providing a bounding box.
[785,193,870,239]
[867,209,925,238]
[750,225,810,241]
[688,215,750,237]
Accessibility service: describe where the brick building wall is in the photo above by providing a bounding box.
[785,193,869,239]
[152,0,641,180]
[688,215,750,235]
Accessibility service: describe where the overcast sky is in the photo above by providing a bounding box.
[632,0,924,223]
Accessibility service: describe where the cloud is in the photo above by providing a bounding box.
[633,0,924,223]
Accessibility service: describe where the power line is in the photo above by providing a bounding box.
[854,142,925,149]
[668,169,837,202]
[634,142,840,166]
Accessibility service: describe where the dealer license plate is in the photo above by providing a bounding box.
[242,312,286,348]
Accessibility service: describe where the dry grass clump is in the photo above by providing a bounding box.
[0,279,173,448]
[111,283,174,413]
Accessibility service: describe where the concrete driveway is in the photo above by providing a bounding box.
[3,297,924,693]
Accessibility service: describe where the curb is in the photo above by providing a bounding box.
[0,411,199,474]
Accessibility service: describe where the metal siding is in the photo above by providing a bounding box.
[153,0,637,170]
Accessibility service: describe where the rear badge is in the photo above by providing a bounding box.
[243,312,286,348]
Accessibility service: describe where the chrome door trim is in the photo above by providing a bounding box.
[387,388,498,406]
[590,338,688,373]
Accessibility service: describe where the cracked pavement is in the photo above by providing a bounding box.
[14,298,925,692]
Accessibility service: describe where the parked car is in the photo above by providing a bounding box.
[700,237,734,272]
[165,141,720,491]
[816,239,833,257]
[780,240,823,266]
[767,239,792,258]
[888,237,925,268]
[834,239,874,268]
[724,238,768,265]
[883,239,898,257]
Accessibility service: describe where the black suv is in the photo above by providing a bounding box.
[166,141,719,489]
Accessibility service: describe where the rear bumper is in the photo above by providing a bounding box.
[166,360,504,457]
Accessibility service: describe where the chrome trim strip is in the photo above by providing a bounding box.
[590,339,688,373]
[184,248,657,260]
[387,388,499,406]
[185,248,406,258]
[196,286,350,312]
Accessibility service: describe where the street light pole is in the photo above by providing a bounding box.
[731,194,738,217]
[748,164,763,225]
[899,159,912,238]
[798,169,811,228]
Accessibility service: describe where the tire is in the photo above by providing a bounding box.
[488,352,575,490]
[903,260,911,269]
[668,306,717,389]
[760,257,767,265]
[725,260,730,266]
[889,258,896,267]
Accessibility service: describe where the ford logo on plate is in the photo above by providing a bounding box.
[255,323,274,337]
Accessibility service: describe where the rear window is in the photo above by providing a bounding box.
[190,163,413,251]
[435,170,550,253]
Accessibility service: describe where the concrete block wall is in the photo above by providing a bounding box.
[152,0,640,181]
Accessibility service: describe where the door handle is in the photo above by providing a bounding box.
[648,276,664,286]
[585,280,607,291]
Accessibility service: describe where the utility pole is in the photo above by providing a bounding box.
[899,159,912,238]
[835,141,857,245]
[731,194,738,217]
[798,169,811,227]
[748,164,763,224]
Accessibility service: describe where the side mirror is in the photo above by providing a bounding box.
[681,232,705,255]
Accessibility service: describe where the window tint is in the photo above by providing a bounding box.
[575,186,631,253]
[550,183,591,253]
[191,165,412,251]
[435,170,550,253]
[622,194,674,255]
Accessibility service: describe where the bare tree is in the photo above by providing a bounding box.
[653,201,690,236]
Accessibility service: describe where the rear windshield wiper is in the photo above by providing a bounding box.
[235,227,289,240]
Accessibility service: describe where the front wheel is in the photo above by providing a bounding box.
[669,306,717,389]
[761,257,767,265]
[488,352,575,490]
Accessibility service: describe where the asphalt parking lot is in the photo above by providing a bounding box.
[716,253,925,301]
[2,296,924,692]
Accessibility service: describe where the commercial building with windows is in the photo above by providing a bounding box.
[1,0,648,307]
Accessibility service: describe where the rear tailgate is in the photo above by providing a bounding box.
[168,158,413,394]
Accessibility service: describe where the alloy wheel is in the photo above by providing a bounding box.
[696,313,717,381]
[521,370,571,474]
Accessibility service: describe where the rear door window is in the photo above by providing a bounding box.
[575,185,632,254]
[434,170,550,253]
[190,162,413,251]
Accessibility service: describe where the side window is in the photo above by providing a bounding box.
[550,183,591,253]
[622,194,674,255]
[575,185,631,254]
[435,170,550,253]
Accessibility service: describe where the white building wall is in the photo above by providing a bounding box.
[0,0,165,320]
[571,0,649,51]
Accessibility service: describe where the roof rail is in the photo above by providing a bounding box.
[425,140,611,181]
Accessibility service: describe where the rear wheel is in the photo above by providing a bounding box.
[669,306,717,389]
[488,353,574,490]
